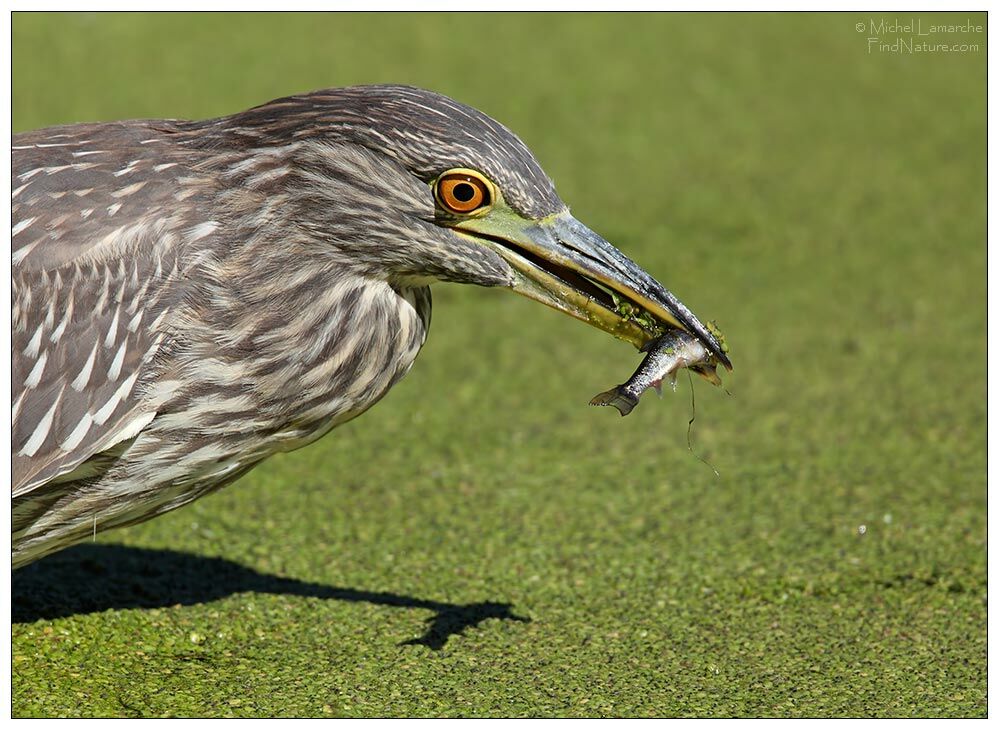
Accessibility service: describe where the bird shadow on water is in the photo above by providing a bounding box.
[12,544,530,651]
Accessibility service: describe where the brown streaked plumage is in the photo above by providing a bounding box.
[12,85,730,568]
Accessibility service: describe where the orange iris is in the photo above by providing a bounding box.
[436,173,490,214]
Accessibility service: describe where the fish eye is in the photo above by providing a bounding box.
[435,169,492,214]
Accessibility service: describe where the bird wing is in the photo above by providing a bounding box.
[12,122,210,497]
[12,252,178,497]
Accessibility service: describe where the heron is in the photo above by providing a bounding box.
[12,85,731,568]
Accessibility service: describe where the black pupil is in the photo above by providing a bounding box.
[453,182,476,203]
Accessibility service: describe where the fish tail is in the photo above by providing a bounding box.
[589,387,639,416]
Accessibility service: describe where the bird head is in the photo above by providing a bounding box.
[224,85,731,370]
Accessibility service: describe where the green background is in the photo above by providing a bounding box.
[12,12,986,717]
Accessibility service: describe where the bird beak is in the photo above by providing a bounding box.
[456,210,732,370]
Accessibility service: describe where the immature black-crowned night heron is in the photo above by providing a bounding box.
[12,85,731,567]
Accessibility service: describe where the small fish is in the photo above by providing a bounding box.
[589,329,721,416]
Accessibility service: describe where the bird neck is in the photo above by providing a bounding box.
[182,245,431,442]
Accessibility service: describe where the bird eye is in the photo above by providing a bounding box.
[435,170,491,214]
